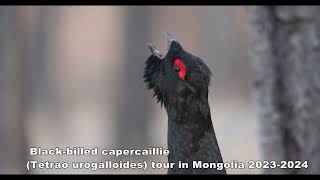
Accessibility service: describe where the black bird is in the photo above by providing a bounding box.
[143,33,226,174]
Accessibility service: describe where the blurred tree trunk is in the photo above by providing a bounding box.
[0,6,14,174]
[116,7,153,150]
[247,6,320,174]
[17,7,52,116]
[15,7,52,174]
[0,6,50,174]
[0,7,27,174]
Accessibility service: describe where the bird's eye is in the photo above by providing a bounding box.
[173,65,180,73]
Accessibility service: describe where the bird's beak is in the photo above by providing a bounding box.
[147,44,164,59]
[147,32,177,60]
[164,32,176,50]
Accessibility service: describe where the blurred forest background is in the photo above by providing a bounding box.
[0,6,258,174]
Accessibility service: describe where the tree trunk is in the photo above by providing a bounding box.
[0,6,15,174]
[0,7,27,174]
[247,6,320,174]
[0,6,52,174]
[15,7,53,174]
[115,7,153,150]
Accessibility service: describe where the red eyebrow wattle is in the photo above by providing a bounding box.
[174,59,186,80]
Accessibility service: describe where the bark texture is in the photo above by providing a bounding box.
[247,6,320,174]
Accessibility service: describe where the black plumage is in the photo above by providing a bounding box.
[143,33,226,174]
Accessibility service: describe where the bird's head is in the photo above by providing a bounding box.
[143,33,212,107]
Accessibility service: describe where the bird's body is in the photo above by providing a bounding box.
[144,33,226,174]
[166,96,225,174]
